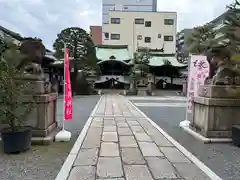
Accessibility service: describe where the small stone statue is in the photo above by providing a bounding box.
[17,37,54,93]
[19,38,46,81]
[208,45,238,85]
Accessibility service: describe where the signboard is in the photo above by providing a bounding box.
[187,55,209,113]
[64,48,73,120]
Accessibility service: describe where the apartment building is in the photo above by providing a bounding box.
[102,10,177,57]
[102,0,157,24]
[90,26,102,45]
[176,28,192,53]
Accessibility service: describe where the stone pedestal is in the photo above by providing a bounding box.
[0,79,59,145]
[24,93,58,138]
[192,85,240,138]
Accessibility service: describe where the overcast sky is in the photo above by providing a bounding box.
[0,0,233,50]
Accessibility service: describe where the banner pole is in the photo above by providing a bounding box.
[63,43,66,131]
[180,54,191,127]
[185,54,191,121]
[55,43,71,142]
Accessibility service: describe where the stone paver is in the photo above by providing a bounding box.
[104,126,117,132]
[97,157,123,178]
[104,120,116,126]
[124,165,153,180]
[160,147,190,163]
[130,126,145,133]
[121,148,146,165]
[64,95,211,180]
[74,148,99,166]
[134,133,152,142]
[82,131,101,148]
[100,142,119,157]
[118,127,132,136]
[146,157,178,179]
[174,163,211,180]
[119,136,138,147]
[102,132,118,142]
[139,142,164,156]
[127,120,139,126]
[116,122,129,127]
[68,166,95,180]
[97,178,125,180]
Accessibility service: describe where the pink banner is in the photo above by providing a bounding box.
[187,55,209,113]
[64,48,72,120]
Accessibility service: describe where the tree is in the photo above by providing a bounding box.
[207,0,240,87]
[0,40,34,132]
[53,27,98,94]
[218,0,240,54]
[186,23,216,54]
[186,24,217,78]
[132,47,151,76]
[128,47,151,93]
[0,38,7,56]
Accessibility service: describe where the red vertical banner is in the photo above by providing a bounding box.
[64,48,72,120]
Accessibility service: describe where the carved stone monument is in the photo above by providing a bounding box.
[192,45,240,138]
[0,38,59,144]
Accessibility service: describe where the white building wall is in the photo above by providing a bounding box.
[102,0,157,24]
[102,11,177,57]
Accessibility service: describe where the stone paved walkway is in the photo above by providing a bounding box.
[65,95,211,180]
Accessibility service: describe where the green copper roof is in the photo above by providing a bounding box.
[96,45,131,61]
[149,55,187,67]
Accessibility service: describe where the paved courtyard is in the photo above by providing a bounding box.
[129,96,240,180]
[0,95,100,180]
[57,95,214,180]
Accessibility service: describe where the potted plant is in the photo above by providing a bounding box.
[0,40,35,154]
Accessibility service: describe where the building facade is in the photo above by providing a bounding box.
[102,11,177,57]
[90,26,102,45]
[102,0,157,24]
[94,45,186,90]
[176,28,192,63]
[176,29,192,53]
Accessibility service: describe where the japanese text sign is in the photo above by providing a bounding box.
[187,55,209,113]
[64,48,72,120]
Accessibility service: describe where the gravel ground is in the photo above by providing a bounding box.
[0,95,100,180]
[133,99,240,180]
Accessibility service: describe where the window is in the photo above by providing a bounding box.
[164,35,173,41]
[104,32,109,40]
[137,35,142,40]
[135,18,144,24]
[144,37,151,43]
[123,6,128,10]
[111,18,120,24]
[111,33,120,40]
[145,21,151,27]
[164,19,174,25]
[158,34,161,38]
